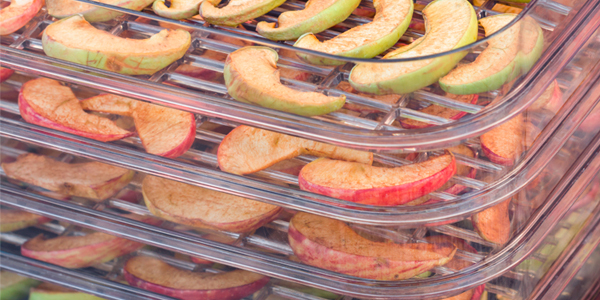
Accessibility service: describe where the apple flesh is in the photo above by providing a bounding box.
[142,175,281,232]
[294,0,413,65]
[0,67,14,82]
[439,14,544,95]
[299,151,456,206]
[2,153,135,201]
[217,125,373,175]
[19,78,133,142]
[224,47,345,116]
[256,0,361,41]
[29,282,104,300]
[202,0,286,26]
[289,212,456,280]
[480,114,524,166]
[349,0,478,95]
[42,15,191,75]
[400,94,478,129]
[0,271,39,300]
[153,0,202,19]
[80,94,196,158]
[472,199,511,245]
[123,256,269,300]
[47,0,154,23]
[0,209,50,232]
[0,0,43,35]
[21,232,144,269]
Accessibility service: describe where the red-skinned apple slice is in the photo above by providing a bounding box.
[472,199,511,245]
[529,80,563,113]
[80,94,196,158]
[21,232,144,268]
[142,175,281,233]
[289,213,456,280]
[337,81,401,113]
[0,0,43,35]
[123,256,269,300]
[19,78,133,142]
[400,94,478,129]
[0,67,14,82]
[299,151,456,206]
[0,210,50,232]
[2,153,135,201]
[480,114,524,166]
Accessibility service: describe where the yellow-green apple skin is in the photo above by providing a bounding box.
[201,0,286,26]
[153,0,203,20]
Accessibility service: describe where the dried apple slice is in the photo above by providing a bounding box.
[294,0,413,65]
[21,232,144,269]
[29,283,104,300]
[124,256,269,300]
[47,0,154,23]
[224,46,345,116]
[42,15,191,75]
[472,199,511,244]
[337,81,401,113]
[0,0,43,35]
[2,154,135,201]
[349,0,478,95]
[256,0,361,41]
[0,271,39,300]
[480,114,524,166]
[289,213,456,280]
[202,0,286,26]
[19,78,132,142]
[153,0,202,19]
[142,175,281,232]
[439,14,544,95]
[299,151,456,205]
[400,94,478,129]
[80,94,196,158]
[0,67,14,82]
[529,80,563,113]
[0,210,50,232]
[218,125,373,175]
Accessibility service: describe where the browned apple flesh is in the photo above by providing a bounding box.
[472,199,511,244]
[217,125,373,175]
[337,81,401,112]
[400,94,478,129]
[480,114,524,166]
[2,153,134,201]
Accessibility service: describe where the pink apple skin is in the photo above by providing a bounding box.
[480,142,514,166]
[0,0,43,35]
[0,67,14,82]
[471,284,485,300]
[88,170,136,201]
[529,80,563,113]
[18,92,134,142]
[400,95,479,129]
[191,256,213,265]
[21,234,144,269]
[154,113,196,158]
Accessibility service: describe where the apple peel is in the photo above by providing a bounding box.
[0,210,51,232]
[202,0,286,26]
[400,94,478,129]
[0,67,14,82]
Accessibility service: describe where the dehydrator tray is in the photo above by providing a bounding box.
[1,0,599,151]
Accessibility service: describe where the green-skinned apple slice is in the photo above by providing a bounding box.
[202,0,286,26]
[256,0,361,41]
[42,15,191,75]
[0,210,50,232]
[299,151,456,205]
[472,199,511,245]
[480,114,524,166]
[124,256,269,300]
[19,78,133,142]
[224,46,345,116]
[29,282,105,300]
[142,175,281,232]
[47,0,154,23]
[289,213,456,280]
[400,94,478,129]
[2,153,134,201]
[349,0,478,95]
[0,271,39,300]
[218,125,373,175]
[80,94,196,158]
[0,67,14,82]
[21,232,144,269]
[294,0,413,65]
[439,14,544,95]
[153,0,202,19]
[0,0,43,35]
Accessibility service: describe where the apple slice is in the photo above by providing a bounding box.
[0,210,50,232]
[218,125,373,175]
[47,0,154,23]
[124,256,269,300]
[0,271,39,300]
[529,80,563,113]
[336,81,401,113]
[42,15,191,75]
[202,0,285,26]
[400,94,478,129]
[224,47,345,116]
[142,175,281,232]
[294,0,413,65]
[256,0,361,41]
[80,94,196,158]
[0,0,43,35]
[2,153,135,201]
[480,114,524,166]
[19,78,133,142]
[472,199,511,244]
[29,282,105,300]
[289,212,456,280]
[0,67,14,82]
[299,151,456,206]
[21,232,143,269]
[153,0,202,19]
[439,14,544,95]
[349,0,478,95]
